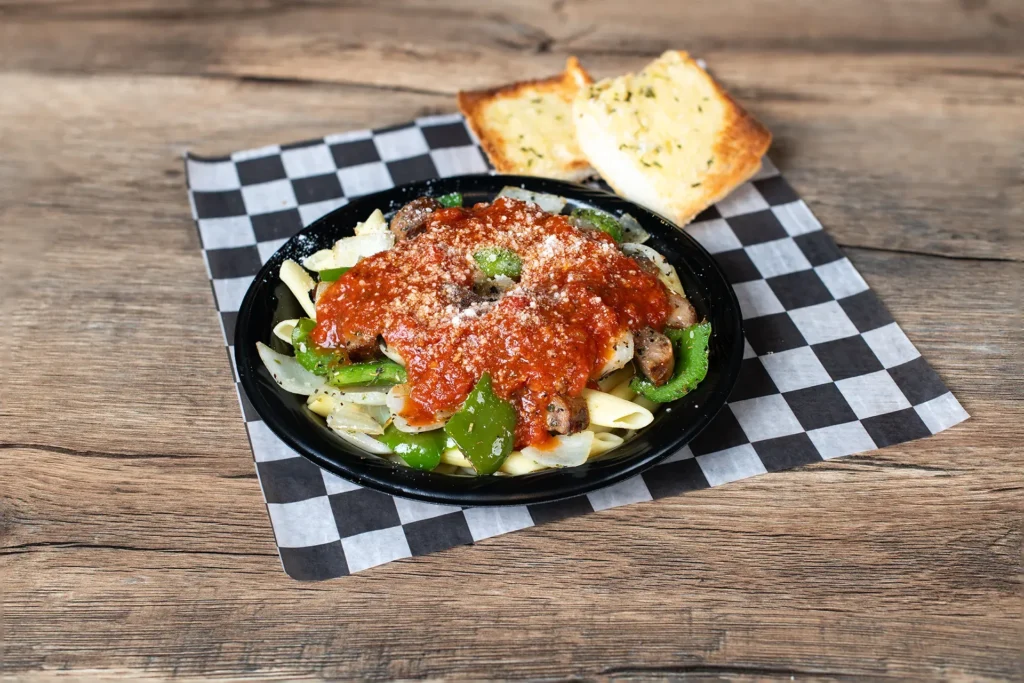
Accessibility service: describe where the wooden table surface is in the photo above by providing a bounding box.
[2,0,1022,679]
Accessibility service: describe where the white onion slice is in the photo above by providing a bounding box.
[331,429,393,455]
[256,342,325,395]
[521,431,594,468]
[621,243,684,295]
[326,403,385,435]
[589,432,624,457]
[379,340,405,366]
[618,213,650,244]
[392,414,448,434]
[386,383,412,414]
[497,186,567,214]
[386,384,449,433]
[593,329,634,378]
[272,319,299,345]
[364,404,392,425]
[336,389,388,406]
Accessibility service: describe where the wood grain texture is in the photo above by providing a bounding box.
[1,0,1022,679]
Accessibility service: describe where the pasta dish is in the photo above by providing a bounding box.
[257,188,710,476]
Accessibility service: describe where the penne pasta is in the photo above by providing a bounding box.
[589,431,624,457]
[441,448,473,468]
[273,319,299,344]
[307,394,334,417]
[583,388,654,429]
[521,431,593,468]
[279,259,317,318]
[500,451,549,475]
[332,233,394,268]
[301,248,336,273]
[353,208,388,235]
[608,378,637,401]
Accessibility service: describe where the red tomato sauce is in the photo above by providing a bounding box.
[312,197,670,448]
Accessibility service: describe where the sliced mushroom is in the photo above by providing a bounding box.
[546,395,590,434]
[390,197,440,241]
[665,291,698,328]
[633,327,675,387]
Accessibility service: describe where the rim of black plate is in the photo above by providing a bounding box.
[234,174,743,506]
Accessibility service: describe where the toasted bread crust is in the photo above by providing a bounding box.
[685,53,772,221]
[457,57,595,180]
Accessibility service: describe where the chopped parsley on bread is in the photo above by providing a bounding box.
[458,57,595,182]
[572,51,772,226]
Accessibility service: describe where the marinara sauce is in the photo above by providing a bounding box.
[312,197,670,448]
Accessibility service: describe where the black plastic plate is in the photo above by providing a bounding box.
[235,175,743,506]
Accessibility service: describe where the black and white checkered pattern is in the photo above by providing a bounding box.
[185,113,968,580]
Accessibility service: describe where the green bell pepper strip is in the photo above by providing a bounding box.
[436,192,463,208]
[292,317,407,386]
[291,318,343,375]
[630,322,711,403]
[570,208,624,242]
[378,424,445,471]
[327,360,407,387]
[444,373,516,475]
[473,246,523,279]
[318,266,350,282]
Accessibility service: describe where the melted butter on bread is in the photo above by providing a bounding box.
[458,58,595,181]
[573,51,771,226]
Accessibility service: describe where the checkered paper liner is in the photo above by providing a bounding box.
[185,113,968,580]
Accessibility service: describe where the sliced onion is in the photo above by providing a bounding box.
[521,431,594,468]
[392,414,448,434]
[621,243,684,295]
[326,403,384,435]
[379,340,405,366]
[256,342,325,395]
[330,429,392,455]
[386,384,448,432]
[273,319,299,345]
[364,404,392,426]
[497,186,567,214]
[618,213,650,244]
[593,329,634,378]
[386,383,412,414]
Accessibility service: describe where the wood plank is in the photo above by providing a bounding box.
[1,2,1021,676]
[1,0,1022,57]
